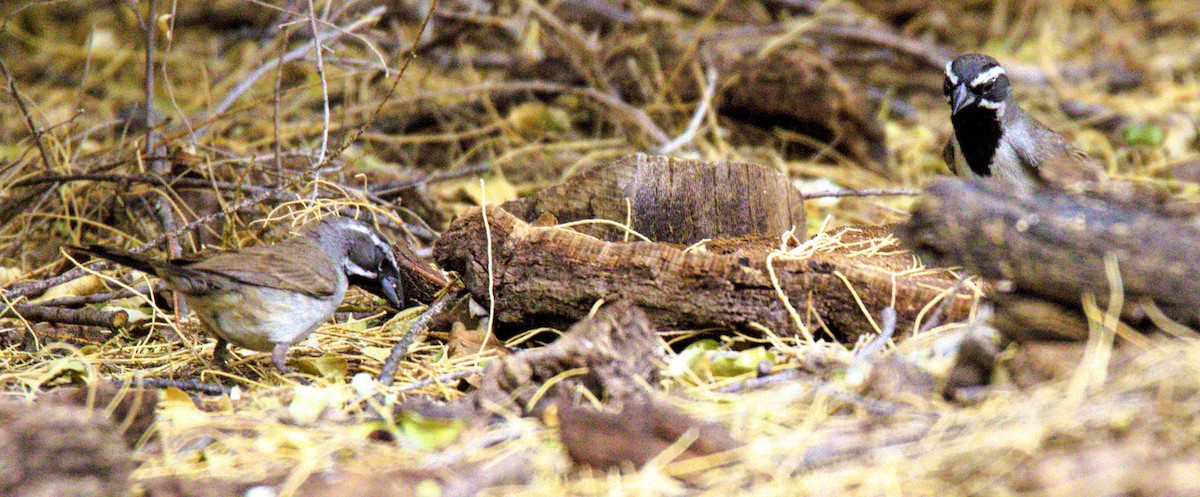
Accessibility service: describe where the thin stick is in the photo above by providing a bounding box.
[195,7,384,139]
[802,188,923,199]
[370,162,494,199]
[38,282,164,307]
[0,56,52,171]
[395,368,484,394]
[12,172,269,194]
[479,188,496,357]
[379,290,464,385]
[855,306,896,361]
[273,29,289,174]
[305,0,331,173]
[142,0,156,151]
[1,303,128,330]
[657,65,718,155]
[119,377,232,396]
[918,274,968,334]
[2,183,287,300]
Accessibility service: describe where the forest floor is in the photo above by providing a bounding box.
[1,1,1199,496]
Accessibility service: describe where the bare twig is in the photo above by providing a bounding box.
[0,56,53,172]
[305,0,331,177]
[657,64,718,155]
[1,303,128,330]
[273,29,289,173]
[578,85,671,146]
[120,377,232,395]
[371,162,494,199]
[918,274,969,334]
[12,172,270,195]
[802,188,923,199]
[396,367,484,394]
[856,306,896,361]
[194,6,384,140]
[714,368,802,394]
[379,289,465,385]
[38,282,164,307]
[2,183,288,301]
[330,0,438,161]
[142,0,156,151]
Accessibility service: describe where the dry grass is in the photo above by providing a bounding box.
[1,0,1198,495]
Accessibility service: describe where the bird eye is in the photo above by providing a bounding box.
[942,80,952,97]
[979,82,994,94]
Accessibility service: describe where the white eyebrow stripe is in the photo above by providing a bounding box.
[944,61,958,84]
[344,260,378,278]
[971,66,1006,87]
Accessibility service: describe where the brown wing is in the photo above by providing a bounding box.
[942,139,958,174]
[1016,119,1105,187]
[187,240,339,298]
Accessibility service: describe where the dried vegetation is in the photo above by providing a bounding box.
[0,0,1199,496]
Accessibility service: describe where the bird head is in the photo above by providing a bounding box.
[944,54,1012,117]
[310,217,405,309]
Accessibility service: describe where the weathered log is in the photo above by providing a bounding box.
[390,236,451,306]
[435,205,968,342]
[0,384,153,497]
[503,153,806,245]
[558,397,742,471]
[471,301,664,416]
[898,178,1200,336]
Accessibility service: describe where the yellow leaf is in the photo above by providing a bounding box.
[35,274,108,302]
[41,357,88,386]
[0,266,22,285]
[507,102,571,137]
[338,318,370,332]
[400,410,464,451]
[415,480,443,497]
[360,346,391,363]
[295,355,348,378]
[438,175,518,206]
[162,387,195,406]
[156,14,173,42]
[288,385,348,425]
[159,387,210,429]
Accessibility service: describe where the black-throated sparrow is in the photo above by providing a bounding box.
[72,217,403,375]
[942,53,1104,189]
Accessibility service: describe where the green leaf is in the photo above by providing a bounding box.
[711,347,771,377]
[668,339,720,377]
[400,410,465,450]
[1123,124,1164,146]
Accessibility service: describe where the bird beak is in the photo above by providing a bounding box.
[950,84,973,114]
[379,275,403,309]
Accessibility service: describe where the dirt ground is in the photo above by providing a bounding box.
[1,1,1199,496]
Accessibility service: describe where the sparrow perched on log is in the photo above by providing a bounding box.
[72,217,403,375]
[942,53,1104,189]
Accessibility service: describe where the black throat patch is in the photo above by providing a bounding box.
[951,106,1002,176]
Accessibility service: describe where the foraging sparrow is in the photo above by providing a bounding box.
[73,217,403,375]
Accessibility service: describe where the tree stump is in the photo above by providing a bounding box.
[502,153,806,245]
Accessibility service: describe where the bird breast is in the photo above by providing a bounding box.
[187,283,344,352]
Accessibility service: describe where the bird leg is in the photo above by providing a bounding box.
[272,343,294,375]
[212,337,230,370]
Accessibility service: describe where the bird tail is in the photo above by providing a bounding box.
[69,245,222,296]
[69,245,165,276]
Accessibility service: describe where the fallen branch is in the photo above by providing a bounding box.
[1,303,128,330]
